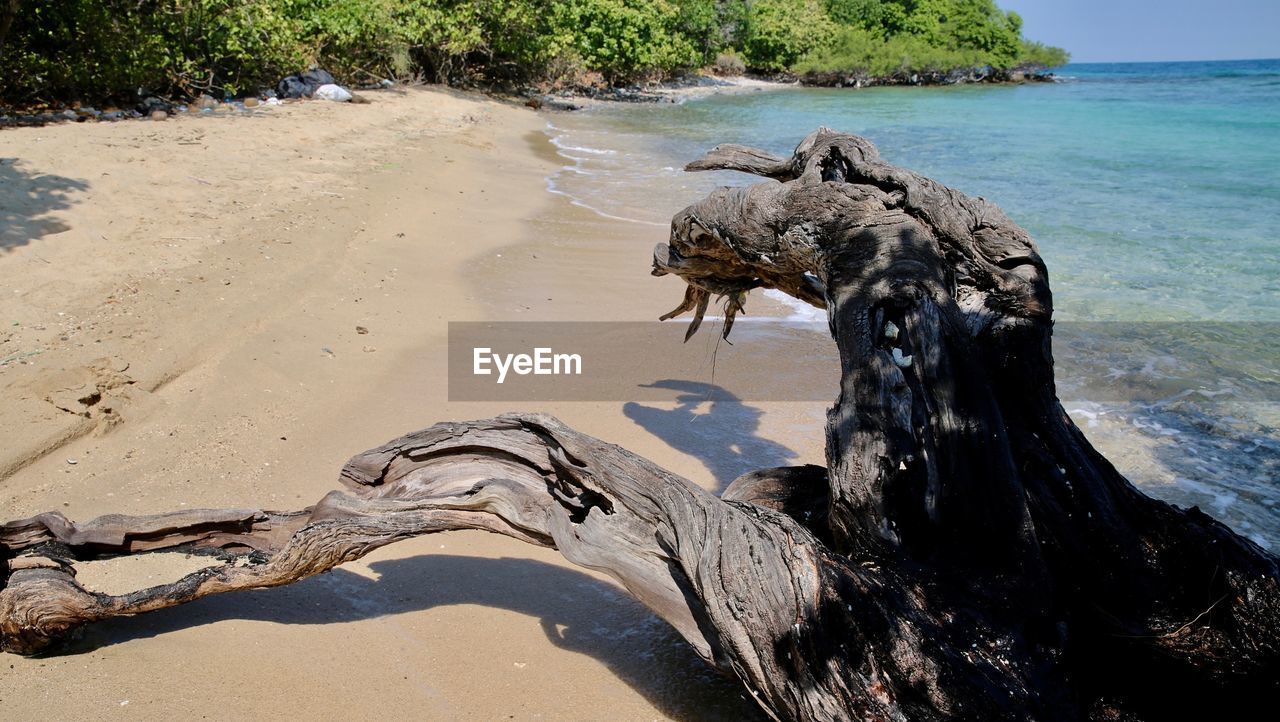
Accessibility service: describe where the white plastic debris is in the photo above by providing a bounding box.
[313,84,352,102]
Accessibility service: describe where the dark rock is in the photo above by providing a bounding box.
[538,95,583,111]
[136,96,172,115]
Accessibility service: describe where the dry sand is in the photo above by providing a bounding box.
[0,87,824,719]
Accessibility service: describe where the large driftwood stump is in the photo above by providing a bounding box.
[2,130,1276,720]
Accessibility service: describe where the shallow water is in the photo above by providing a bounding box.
[544,59,1280,548]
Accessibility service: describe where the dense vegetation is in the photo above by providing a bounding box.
[0,0,1068,106]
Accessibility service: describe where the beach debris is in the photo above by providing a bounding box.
[276,68,337,99]
[149,110,168,121]
[66,458,77,465]
[355,326,369,335]
[194,94,219,111]
[243,97,260,108]
[321,347,335,357]
[313,84,353,102]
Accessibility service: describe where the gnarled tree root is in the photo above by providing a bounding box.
[2,414,864,720]
[4,130,1279,721]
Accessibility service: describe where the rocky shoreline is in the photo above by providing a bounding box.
[0,94,283,127]
[794,65,1058,88]
[522,65,1058,109]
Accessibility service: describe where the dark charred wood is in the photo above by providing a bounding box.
[3,129,1276,721]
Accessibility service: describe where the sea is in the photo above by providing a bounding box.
[543,59,1280,549]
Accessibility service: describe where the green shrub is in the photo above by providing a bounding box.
[549,0,698,82]
[941,0,1020,67]
[713,48,746,75]
[741,0,835,72]
[800,0,1066,76]
[171,1,311,96]
[0,0,1069,106]
[2,1,174,104]
[675,0,720,65]
[797,25,981,76]
[822,0,902,31]
[1018,39,1069,68]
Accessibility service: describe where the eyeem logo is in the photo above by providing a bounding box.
[473,347,582,384]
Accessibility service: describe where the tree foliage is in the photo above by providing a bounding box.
[0,0,1069,106]
[549,0,699,82]
[741,0,834,72]
[806,0,1064,76]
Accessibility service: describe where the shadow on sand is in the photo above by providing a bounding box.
[624,379,800,493]
[0,158,89,252]
[72,554,768,721]
[50,381,795,718]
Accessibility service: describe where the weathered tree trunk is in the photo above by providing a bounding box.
[2,130,1277,720]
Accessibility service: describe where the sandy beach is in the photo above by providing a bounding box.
[0,87,827,719]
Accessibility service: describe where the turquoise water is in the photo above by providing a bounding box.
[545,59,1279,547]
[552,59,1280,321]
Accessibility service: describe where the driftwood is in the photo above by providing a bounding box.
[2,129,1277,720]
